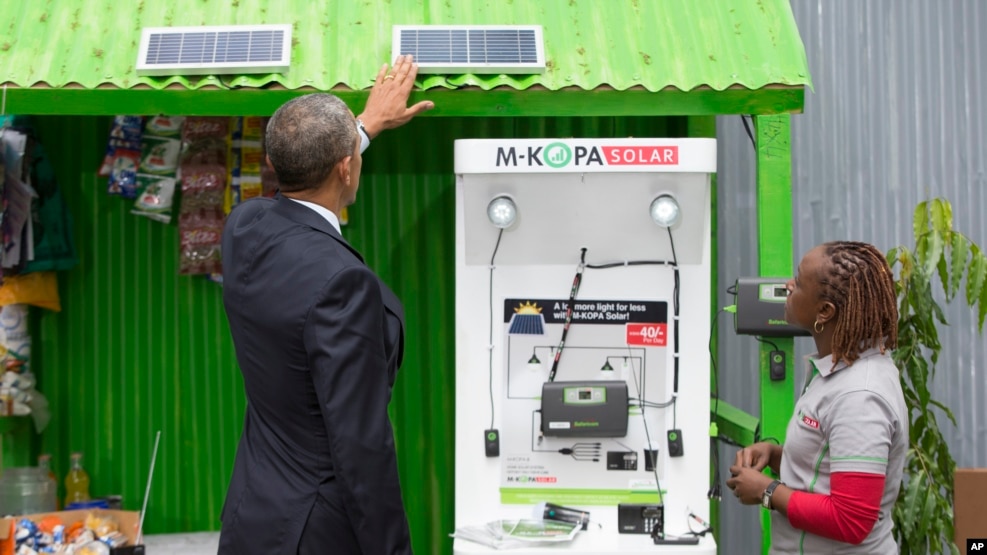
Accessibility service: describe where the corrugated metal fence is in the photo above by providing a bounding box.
[715,1,987,552]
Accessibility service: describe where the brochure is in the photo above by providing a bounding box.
[453,518,581,550]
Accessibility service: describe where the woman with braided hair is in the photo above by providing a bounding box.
[726,241,908,554]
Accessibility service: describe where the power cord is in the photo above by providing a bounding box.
[755,336,781,352]
[707,300,729,499]
[629,356,666,505]
[740,115,755,149]
[487,228,504,431]
[686,510,712,537]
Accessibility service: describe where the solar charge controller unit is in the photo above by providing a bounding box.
[541,381,629,437]
[733,277,811,337]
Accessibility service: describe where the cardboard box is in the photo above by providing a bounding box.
[955,468,987,555]
[0,509,145,554]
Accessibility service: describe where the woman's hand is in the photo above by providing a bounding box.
[725,465,775,505]
[733,442,781,473]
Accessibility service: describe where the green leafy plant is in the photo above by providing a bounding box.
[886,198,986,555]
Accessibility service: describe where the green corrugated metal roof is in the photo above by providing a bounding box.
[1,0,810,116]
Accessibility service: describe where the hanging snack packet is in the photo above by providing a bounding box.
[228,116,265,211]
[131,175,177,224]
[139,136,182,177]
[238,136,265,203]
[183,116,230,143]
[145,115,185,138]
[240,116,265,142]
[178,163,226,275]
[130,115,184,200]
[99,116,143,178]
[101,116,144,195]
[226,116,243,212]
[181,136,227,167]
[107,149,141,196]
[178,209,224,275]
[240,176,263,202]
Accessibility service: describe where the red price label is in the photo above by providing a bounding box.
[626,323,668,346]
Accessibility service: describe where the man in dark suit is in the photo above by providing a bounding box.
[218,56,433,554]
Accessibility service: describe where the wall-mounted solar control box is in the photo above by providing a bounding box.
[734,277,810,337]
[541,381,628,438]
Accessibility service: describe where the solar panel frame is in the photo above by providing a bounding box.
[393,25,545,74]
[137,24,292,76]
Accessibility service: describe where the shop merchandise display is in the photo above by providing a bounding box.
[10,511,134,554]
[98,115,293,278]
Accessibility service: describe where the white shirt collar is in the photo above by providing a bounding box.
[286,197,342,235]
[807,345,886,377]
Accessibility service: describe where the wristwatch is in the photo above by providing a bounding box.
[356,118,371,153]
[762,480,783,509]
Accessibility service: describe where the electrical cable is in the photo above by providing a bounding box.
[667,227,681,429]
[708,307,726,500]
[755,336,781,352]
[709,308,726,427]
[629,356,665,505]
[708,436,721,500]
[686,511,712,537]
[548,248,587,383]
[628,398,676,409]
[487,228,504,430]
[586,260,675,269]
[741,115,756,149]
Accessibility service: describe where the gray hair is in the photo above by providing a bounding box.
[264,93,358,192]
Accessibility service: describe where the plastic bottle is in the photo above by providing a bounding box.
[38,453,59,509]
[64,452,91,507]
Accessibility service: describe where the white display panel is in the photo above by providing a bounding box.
[454,138,716,554]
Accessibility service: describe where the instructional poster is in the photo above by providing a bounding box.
[500,298,672,506]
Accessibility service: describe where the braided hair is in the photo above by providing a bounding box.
[818,241,899,365]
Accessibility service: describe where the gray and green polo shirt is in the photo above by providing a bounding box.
[770,347,908,555]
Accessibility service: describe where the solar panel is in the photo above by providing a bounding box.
[137,25,291,76]
[508,314,546,335]
[393,25,545,74]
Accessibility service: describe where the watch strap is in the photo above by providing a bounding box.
[356,119,370,154]
[762,479,783,509]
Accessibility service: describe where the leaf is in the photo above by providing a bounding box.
[925,231,945,279]
[948,234,969,302]
[930,197,953,233]
[937,255,950,300]
[967,249,987,309]
[886,246,900,271]
[911,413,927,440]
[916,235,929,273]
[930,398,958,426]
[900,470,925,535]
[918,486,937,543]
[931,298,948,328]
[899,248,916,290]
[980,270,987,331]
[913,201,929,241]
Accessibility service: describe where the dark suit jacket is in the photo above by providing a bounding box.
[218,195,411,554]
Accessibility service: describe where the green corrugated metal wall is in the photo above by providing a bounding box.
[30,113,688,554]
